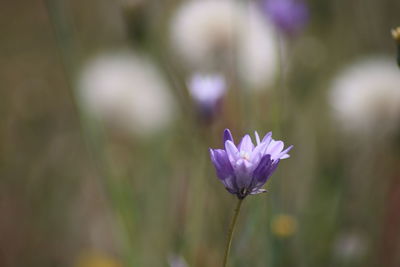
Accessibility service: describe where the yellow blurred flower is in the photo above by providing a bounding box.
[391,27,400,44]
[75,252,122,267]
[271,214,297,238]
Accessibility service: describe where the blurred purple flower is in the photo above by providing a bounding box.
[210,129,292,199]
[262,0,309,36]
[168,254,188,267]
[188,74,226,120]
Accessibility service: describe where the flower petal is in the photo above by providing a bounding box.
[238,134,254,152]
[255,131,261,145]
[252,157,280,190]
[223,128,234,144]
[259,159,280,185]
[251,141,268,163]
[210,149,234,181]
[278,144,293,159]
[266,140,284,159]
[225,140,239,164]
[262,132,272,144]
[251,154,272,185]
[209,148,222,171]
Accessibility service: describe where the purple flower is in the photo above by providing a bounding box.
[209,129,292,199]
[188,74,226,120]
[262,0,309,36]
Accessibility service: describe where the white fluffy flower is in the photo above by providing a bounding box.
[329,57,400,135]
[171,0,240,68]
[170,0,279,90]
[78,50,176,137]
[238,5,279,89]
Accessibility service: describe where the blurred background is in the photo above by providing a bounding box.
[1,0,400,266]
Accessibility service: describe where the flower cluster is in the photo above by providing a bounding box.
[210,129,292,199]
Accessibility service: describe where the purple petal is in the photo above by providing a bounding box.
[252,157,280,190]
[266,140,284,159]
[255,131,261,145]
[225,140,239,164]
[209,149,223,173]
[223,128,234,144]
[238,134,254,152]
[209,148,216,162]
[252,154,272,182]
[211,149,234,181]
[251,142,268,162]
[262,132,272,144]
[260,159,280,184]
[233,158,254,189]
[278,144,293,159]
[282,144,293,153]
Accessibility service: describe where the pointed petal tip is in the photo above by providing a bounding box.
[280,144,293,158]
[225,140,238,156]
[239,134,255,152]
[254,131,261,145]
[262,131,273,143]
[209,148,216,162]
[223,128,233,143]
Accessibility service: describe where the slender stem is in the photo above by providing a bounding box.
[223,198,244,267]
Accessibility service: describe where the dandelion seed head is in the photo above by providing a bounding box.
[78,50,176,137]
[171,1,279,90]
[330,57,400,136]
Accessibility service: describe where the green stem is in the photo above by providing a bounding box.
[223,198,244,267]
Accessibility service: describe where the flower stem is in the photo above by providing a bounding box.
[223,198,244,267]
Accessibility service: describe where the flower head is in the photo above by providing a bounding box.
[209,129,292,199]
[238,4,280,90]
[188,74,226,120]
[262,0,309,36]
